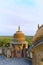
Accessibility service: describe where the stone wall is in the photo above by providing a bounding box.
[32,44,43,65]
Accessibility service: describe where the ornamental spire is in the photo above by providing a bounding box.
[18,26,20,31]
[38,24,39,29]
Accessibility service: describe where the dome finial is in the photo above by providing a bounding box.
[18,26,20,31]
[38,24,39,29]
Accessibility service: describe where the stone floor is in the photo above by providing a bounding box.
[0,55,32,65]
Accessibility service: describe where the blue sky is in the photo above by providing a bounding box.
[0,0,43,36]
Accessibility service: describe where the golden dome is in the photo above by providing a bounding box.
[32,25,43,43]
[13,26,25,41]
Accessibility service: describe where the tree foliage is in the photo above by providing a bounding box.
[0,36,33,47]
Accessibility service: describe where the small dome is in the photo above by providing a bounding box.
[32,25,43,43]
[13,26,25,41]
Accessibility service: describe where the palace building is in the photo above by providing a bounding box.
[9,26,28,58]
[29,24,43,65]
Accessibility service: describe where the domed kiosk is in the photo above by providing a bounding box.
[10,26,28,58]
[13,26,25,41]
[29,24,43,65]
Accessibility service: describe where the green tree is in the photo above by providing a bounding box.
[0,41,4,47]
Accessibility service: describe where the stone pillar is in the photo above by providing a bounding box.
[26,44,28,48]
[0,47,2,55]
[30,52,33,58]
[11,48,15,58]
[7,49,11,58]
[23,48,26,58]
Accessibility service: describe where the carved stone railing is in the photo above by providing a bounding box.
[28,39,43,52]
